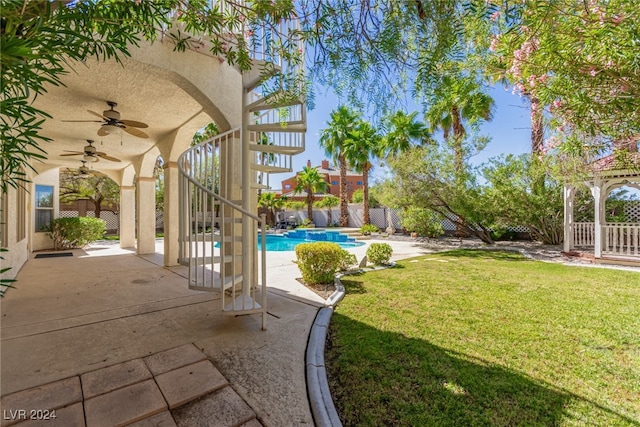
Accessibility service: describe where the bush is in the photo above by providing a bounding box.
[359,224,379,235]
[401,207,444,238]
[48,217,106,250]
[490,227,518,241]
[367,243,393,265]
[338,249,357,271]
[294,242,343,285]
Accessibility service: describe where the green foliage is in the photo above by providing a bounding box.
[482,154,564,245]
[319,106,361,227]
[294,242,344,285]
[401,207,444,238]
[284,200,306,211]
[359,224,379,235]
[48,217,106,250]
[294,166,329,222]
[0,247,16,298]
[338,249,357,272]
[366,243,393,266]
[298,218,314,228]
[315,194,340,225]
[386,145,496,244]
[60,172,120,218]
[258,192,285,226]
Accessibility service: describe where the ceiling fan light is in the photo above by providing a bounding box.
[101,124,119,134]
[83,154,98,162]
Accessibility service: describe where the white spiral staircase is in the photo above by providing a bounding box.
[177,4,305,330]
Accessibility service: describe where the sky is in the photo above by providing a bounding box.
[267,83,534,189]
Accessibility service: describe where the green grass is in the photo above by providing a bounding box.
[326,250,640,426]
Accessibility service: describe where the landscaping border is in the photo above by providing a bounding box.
[306,263,396,427]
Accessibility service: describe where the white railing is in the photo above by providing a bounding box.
[178,128,268,329]
[573,222,595,247]
[603,223,640,257]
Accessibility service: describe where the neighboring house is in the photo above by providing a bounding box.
[281,159,364,200]
[0,4,305,322]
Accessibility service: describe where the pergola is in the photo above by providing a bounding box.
[564,156,640,262]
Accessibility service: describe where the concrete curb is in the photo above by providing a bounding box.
[306,262,397,427]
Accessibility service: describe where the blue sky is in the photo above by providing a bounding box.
[268,83,534,189]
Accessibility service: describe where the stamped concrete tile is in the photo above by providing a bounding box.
[155,360,227,409]
[126,411,177,427]
[144,344,207,376]
[1,377,82,427]
[81,358,151,398]
[84,379,166,427]
[172,387,255,427]
[9,402,85,427]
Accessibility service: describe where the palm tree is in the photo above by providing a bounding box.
[380,111,431,159]
[344,120,381,225]
[258,192,284,227]
[424,75,494,174]
[294,166,329,223]
[319,106,360,227]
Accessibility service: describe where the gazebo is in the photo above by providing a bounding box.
[564,154,640,263]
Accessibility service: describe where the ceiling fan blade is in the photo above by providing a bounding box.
[97,127,110,137]
[123,126,149,139]
[88,110,108,120]
[96,153,121,162]
[119,119,148,129]
[60,152,84,156]
[61,120,102,123]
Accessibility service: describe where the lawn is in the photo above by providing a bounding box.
[326,250,640,426]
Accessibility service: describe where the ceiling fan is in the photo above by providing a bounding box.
[60,140,121,163]
[66,160,103,179]
[62,101,149,139]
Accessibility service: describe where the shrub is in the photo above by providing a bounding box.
[298,218,314,228]
[401,207,444,238]
[338,249,357,271]
[359,224,379,235]
[490,227,518,241]
[294,242,343,285]
[48,217,106,250]
[367,243,393,265]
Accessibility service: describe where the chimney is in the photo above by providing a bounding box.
[307,159,311,168]
[321,159,329,170]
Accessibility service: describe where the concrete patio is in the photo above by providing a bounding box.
[0,237,427,427]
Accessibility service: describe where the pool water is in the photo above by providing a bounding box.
[259,229,364,251]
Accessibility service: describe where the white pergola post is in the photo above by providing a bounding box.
[136,177,157,255]
[591,180,603,258]
[563,184,575,252]
[163,162,180,266]
[119,186,136,248]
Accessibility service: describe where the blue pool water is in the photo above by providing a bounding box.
[259,229,364,251]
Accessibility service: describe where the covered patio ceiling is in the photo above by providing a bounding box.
[31,57,210,176]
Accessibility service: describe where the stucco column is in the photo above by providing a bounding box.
[119,186,136,248]
[591,181,602,258]
[137,177,156,254]
[563,184,574,252]
[163,162,180,266]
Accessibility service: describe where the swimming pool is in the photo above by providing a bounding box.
[259,229,365,251]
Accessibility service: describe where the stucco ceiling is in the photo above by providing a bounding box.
[32,56,210,178]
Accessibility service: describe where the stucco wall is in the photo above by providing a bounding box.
[1,185,29,283]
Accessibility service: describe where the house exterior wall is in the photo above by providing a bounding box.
[280,160,364,201]
[1,184,30,282]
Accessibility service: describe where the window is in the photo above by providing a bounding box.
[285,184,291,190]
[357,181,363,185]
[35,185,54,232]
[332,181,338,185]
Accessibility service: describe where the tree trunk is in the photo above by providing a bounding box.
[306,191,313,224]
[94,196,103,219]
[339,153,349,227]
[451,106,465,174]
[362,162,370,225]
[530,96,544,154]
